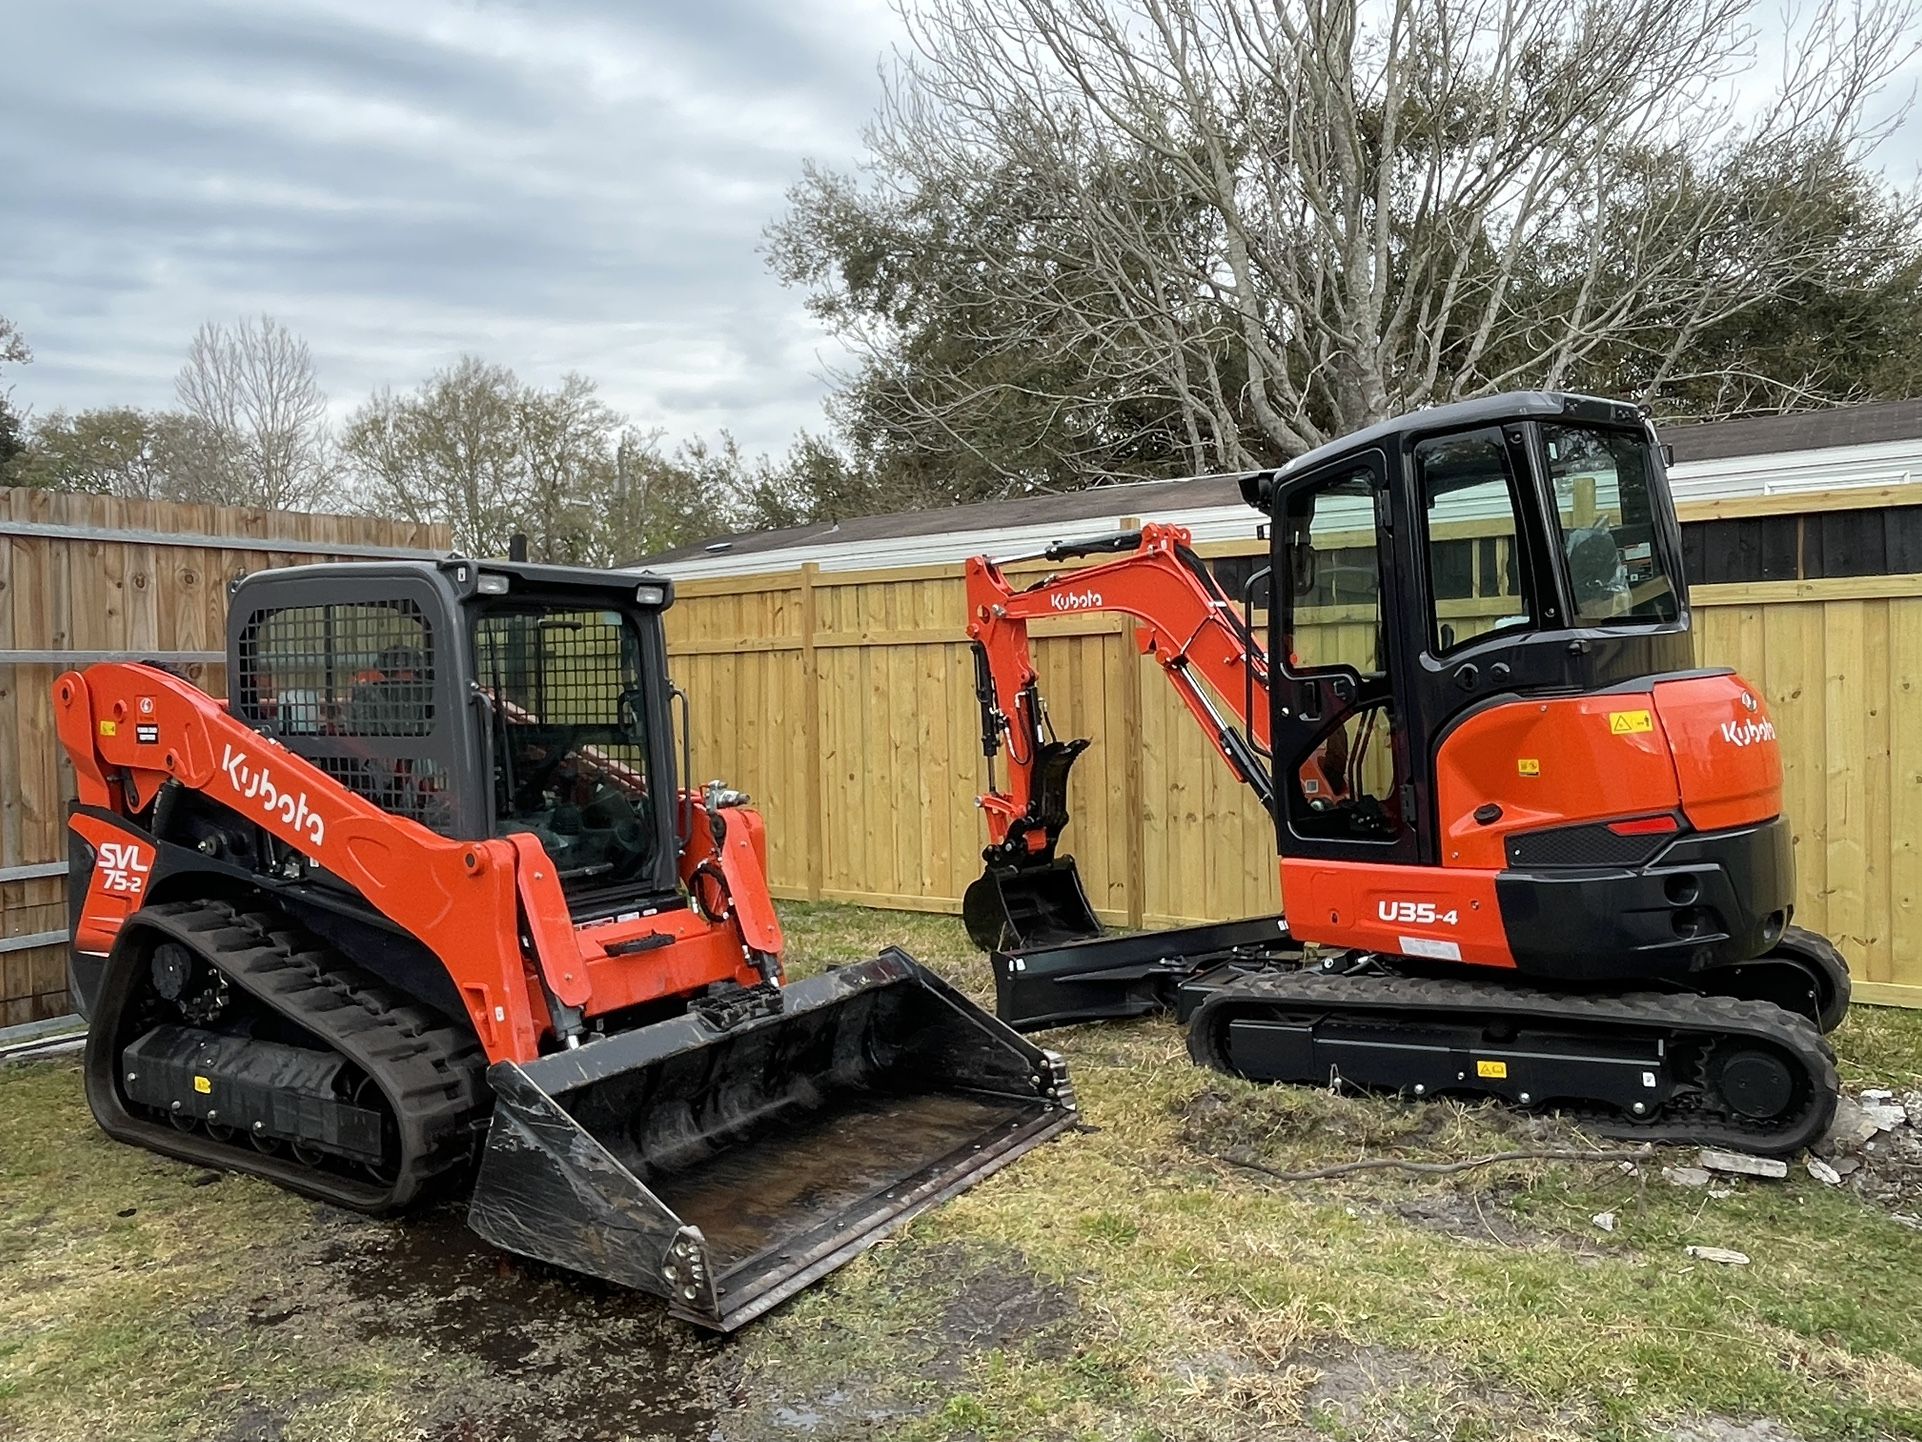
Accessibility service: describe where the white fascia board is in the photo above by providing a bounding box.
[642,436,1922,581]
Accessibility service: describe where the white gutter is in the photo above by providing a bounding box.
[643,437,1922,581]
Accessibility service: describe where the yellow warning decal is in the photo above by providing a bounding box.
[1608,709,1654,735]
[192,1076,211,1094]
[1517,758,1541,777]
[1476,1059,1508,1079]
[98,720,118,737]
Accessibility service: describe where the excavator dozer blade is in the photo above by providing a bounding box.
[963,857,1103,952]
[465,950,1075,1331]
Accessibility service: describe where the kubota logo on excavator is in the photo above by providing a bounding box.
[219,743,326,846]
[1049,589,1104,611]
[1719,718,1778,747]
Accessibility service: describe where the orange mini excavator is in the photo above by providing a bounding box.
[56,559,1073,1330]
[963,392,1846,1154]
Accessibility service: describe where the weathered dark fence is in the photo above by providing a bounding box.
[0,487,450,1024]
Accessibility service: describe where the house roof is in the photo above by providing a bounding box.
[639,396,1922,571]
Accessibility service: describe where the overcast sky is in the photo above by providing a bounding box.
[1,0,905,458]
[8,3,1922,466]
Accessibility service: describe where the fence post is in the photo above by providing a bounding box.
[799,563,825,902]
[1117,519,1147,928]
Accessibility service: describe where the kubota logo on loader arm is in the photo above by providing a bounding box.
[220,743,327,846]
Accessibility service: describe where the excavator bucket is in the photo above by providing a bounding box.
[466,950,1075,1331]
[963,857,1103,952]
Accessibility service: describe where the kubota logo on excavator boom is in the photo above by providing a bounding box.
[1049,589,1104,611]
[220,743,327,847]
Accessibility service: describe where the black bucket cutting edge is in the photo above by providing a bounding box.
[963,855,1103,952]
[466,949,1076,1331]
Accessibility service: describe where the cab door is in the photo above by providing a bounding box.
[1265,448,1421,866]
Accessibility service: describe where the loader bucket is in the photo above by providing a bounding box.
[962,856,1103,952]
[466,950,1075,1331]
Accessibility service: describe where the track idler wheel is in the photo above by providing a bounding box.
[1705,1040,1800,1123]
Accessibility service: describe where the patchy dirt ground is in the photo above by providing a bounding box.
[5,903,1922,1442]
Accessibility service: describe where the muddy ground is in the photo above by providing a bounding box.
[7,905,1922,1442]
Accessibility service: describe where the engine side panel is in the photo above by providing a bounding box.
[1279,858,1512,967]
[1432,692,1683,871]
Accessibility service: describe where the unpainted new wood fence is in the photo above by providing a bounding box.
[6,484,1918,1019]
[0,487,450,1024]
[665,506,1922,1010]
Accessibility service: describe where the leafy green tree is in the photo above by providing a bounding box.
[3,406,237,500]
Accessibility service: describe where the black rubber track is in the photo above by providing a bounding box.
[85,899,488,1214]
[1745,924,1853,1034]
[1186,969,1839,1156]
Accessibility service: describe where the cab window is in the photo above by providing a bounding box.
[1542,423,1681,622]
[1280,466,1384,677]
[1414,429,1536,653]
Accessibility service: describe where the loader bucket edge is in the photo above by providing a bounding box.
[466,950,1076,1330]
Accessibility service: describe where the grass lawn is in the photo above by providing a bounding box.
[2,901,1919,1442]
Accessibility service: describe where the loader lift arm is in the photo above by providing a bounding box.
[57,662,773,1066]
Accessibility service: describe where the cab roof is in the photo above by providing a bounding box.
[1240,391,1650,509]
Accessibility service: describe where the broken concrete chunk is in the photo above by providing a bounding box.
[1860,1088,1895,1104]
[1663,1166,1713,1187]
[1698,1149,1788,1180]
[1685,1245,1751,1266]
[1860,1102,1908,1132]
[1831,1156,1862,1177]
[1806,1157,1842,1186]
[1893,1214,1922,1232]
[1823,1098,1883,1151]
[1591,1211,1616,1233]
[1905,1092,1922,1128]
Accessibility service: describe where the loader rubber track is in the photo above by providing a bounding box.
[1186,969,1838,1156]
[88,898,489,1214]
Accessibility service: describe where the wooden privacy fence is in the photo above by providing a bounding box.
[667,541,1922,1010]
[0,487,449,1024]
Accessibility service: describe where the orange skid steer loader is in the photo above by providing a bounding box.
[56,559,1073,1330]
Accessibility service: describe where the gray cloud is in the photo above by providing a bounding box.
[0,0,900,457]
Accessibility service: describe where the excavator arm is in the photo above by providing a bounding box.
[965,522,1275,858]
[962,523,1285,951]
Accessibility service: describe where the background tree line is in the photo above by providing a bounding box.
[0,314,809,560]
[8,0,1922,547]
[768,0,1922,506]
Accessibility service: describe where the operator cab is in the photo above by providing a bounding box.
[229,559,683,914]
[1242,391,1692,866]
